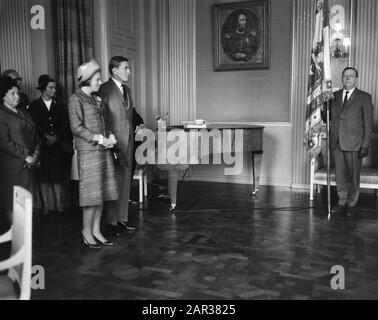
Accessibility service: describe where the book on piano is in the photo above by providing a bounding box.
[182,120,208,129]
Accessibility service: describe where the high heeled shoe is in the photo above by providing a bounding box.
[93,235,116,247]
[82,232,101,249]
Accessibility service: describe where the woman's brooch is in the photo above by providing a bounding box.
[95,95,103,107]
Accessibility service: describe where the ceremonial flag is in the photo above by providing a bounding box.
[304,0,332,158]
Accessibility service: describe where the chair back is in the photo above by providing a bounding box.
[319,136,335,168]
[8,186,33,300]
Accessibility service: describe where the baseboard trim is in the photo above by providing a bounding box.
[188,173,292,188]
[292,184,311,190]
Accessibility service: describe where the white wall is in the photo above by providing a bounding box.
[192,0,294,187]
[189,125,293,188]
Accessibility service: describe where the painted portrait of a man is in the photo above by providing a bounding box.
[221,10,262,63]
[214,1,269,71]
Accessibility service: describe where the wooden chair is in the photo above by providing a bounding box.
[0,186,33,300]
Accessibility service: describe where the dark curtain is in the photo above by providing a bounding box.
[52,0,94,105]
[50,0,93,209]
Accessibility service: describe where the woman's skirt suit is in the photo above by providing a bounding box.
[68,90,118,207]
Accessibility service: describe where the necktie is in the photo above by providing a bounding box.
[343,91,349,108]
[121,84,129,109]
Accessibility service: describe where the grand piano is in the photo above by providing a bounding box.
[136,123,264,210]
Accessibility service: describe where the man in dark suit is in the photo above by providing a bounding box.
[99,57,136,235]
[330,67,373,214]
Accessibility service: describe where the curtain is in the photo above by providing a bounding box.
[349,0,378,167]
[291,0,315,187]
[0,0,34,100]
[52,0,94,104]
[51,0,94,209]
[351,0,378,131]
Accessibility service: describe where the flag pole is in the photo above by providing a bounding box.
[323,0,332,215]
[326,99,331,214]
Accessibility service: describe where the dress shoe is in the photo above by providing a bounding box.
[333,204,347,216]
[93,235,116,246]
[106,224,120,237]
[82,232,101,249]
[118,221,136,232]
[128,199,139,206]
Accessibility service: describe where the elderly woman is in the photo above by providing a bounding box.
[29,75,73,214]
[68,60,118,249]
[0,76,40,224]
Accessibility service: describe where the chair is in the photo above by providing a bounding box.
[133,165,148,203]
[0,186,33,300]
[310,135,378,200]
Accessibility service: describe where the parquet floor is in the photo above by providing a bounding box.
[31,181,378,300]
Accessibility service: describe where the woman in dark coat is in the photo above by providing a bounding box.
[68,60,118,249]
[29,75,73,214]
[0,76,40,224]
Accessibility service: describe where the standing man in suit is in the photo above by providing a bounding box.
[99,56,136,235]
[330,67,374,215]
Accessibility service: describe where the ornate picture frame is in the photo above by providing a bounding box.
[213,0,270,71]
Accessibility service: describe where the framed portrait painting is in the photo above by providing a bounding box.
[213,0,270,71]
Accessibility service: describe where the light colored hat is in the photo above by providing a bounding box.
[77,59,101,85]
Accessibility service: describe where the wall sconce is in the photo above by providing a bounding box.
[331,22,350,59]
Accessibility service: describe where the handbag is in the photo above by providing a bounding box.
[111,146,121,166]
[70,140,79,180]
[71,149,80,180]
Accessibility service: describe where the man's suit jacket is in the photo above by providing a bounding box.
[99,79,134,167]
[330,88,373,152]
[132,108,144,134]
[19,92,30,110]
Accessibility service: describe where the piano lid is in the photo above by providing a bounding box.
[168,123,265,131]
